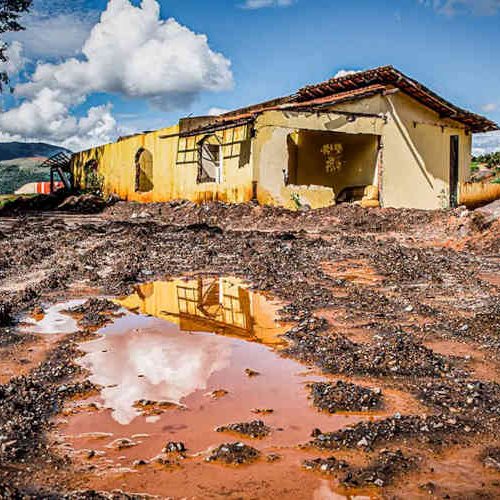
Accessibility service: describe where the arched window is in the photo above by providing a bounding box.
[83,159,100,191]
[198,134,223,184]
[135,148,154,192]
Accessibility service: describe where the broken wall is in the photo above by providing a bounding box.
[252,101,385,209]
[289,130,379,196]
[71,123,254,204]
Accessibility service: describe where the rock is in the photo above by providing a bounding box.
[206,442,260,465]
[216,420,271,438]
[164,441,186,453]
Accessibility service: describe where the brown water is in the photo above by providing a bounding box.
[47,277,385,498]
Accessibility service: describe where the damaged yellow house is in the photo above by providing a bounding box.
[71,66,498,210]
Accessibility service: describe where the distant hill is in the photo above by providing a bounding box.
[0,142,71,162]
[0,142,72,194]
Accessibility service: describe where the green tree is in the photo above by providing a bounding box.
[0,0,32,92]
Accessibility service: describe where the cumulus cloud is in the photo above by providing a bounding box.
[0,88,117,151]
[0,42,26,77]
[0,0,233,150]
[419,0,500,15]
[473,131,500,155]
[14,12,97,58]
[242,0,296,9]
[17,0,233,110]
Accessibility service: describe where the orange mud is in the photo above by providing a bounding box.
[322,260,384,287]
[0,332,66,384]
[423,338,500,383]
[46,278,391,498]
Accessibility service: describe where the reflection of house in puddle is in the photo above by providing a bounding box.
[117,277,288,345]
[78,277,289,426]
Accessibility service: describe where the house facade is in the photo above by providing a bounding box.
[71,66,498,210]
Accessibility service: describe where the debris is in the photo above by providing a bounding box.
[216,420,271,438]
[342,450,416,487]
[207,389,229,399]
[206,442,260,465]
[302,456,349,474]
[308,381,383,413]
[164,442,186,453]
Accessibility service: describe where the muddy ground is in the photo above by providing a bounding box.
[0,199,499,499]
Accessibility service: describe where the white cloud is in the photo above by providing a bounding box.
[334,69,360,79]
[473,131,500,156]
[207,107,229,116]
[419,0,500,15]
[0,88,117,151]
[0,0,233,151]
[482,103,498,113]
[242,0,296,9]
[0,42,26,77]
[17,0,233,110]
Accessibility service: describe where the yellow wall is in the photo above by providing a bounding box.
[115,277,288,345]
[72,90,474,210]
[72,123,254,203]
[252,105,385,209]
[382,92,471,209]
[252,93,472,210]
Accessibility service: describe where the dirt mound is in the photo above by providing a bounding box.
[57,194,107,214]
[69,298,121,330]
[309,414,475,451]
[342,449,416,487]
[287,328,459,378]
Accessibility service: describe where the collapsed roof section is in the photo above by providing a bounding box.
[181,65,498,137]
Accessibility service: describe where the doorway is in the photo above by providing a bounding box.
[449,135,459,208]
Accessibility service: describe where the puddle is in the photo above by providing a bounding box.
[116,276,289,346]
[53,276,384,498]
[20,299,85,335]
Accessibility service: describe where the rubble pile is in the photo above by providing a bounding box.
[309,414,476,451]
[341,449,416,487]
[0,339,94,462]
[287,328,459,378]
[206,443,260,465]
[216,420,271,438]
[308,381,383,413]
[302,456,349,474]
[69,298,121,330]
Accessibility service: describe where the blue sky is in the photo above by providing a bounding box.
[0,0,499,152]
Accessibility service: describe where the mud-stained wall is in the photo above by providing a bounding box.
[71,124,254,204]
[253,93,472,210]
[252,105,385,209]
[382,92,472,209]
[72,90,475,210]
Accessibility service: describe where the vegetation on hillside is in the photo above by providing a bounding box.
[472,151,500,170]
[0,158,51,194]
[0,142,70,161]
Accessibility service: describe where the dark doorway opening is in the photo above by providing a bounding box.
[449,135,459,208]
